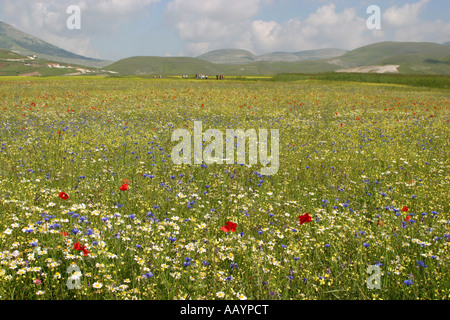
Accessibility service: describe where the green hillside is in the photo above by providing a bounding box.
[0,48,108,76]
[0,20,111,68]
[330,42,450,74]
[104,55,342,76]
[105,42,450,76]
[104,56,234,75]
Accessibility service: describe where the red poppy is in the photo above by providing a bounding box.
[122,178,130,184]
[220,221,237,233]
[59,231,69,236]
[401,206,409,212]
[58,192,69,200]
[298,213,312,225]
[119,184,129,191]
[74,242,90,256]
[405,215,411,222]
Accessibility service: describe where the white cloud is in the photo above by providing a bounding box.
[165,0,267,55]
[166,2,373,55]
[251,4,369,52]
[383,0,430,27]
[382,0,450,44]
[166,0,450,57]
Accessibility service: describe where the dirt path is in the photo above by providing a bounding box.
[336,65,400,74]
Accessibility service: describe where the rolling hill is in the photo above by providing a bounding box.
[197,49,257,64]
[329,42,450,74]
[197,48,347,64]
[0,48,110,76]
[0,20,111,68]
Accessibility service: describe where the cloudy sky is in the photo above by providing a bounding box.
[0,0,449,60]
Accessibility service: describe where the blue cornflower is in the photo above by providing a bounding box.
[404,280,413,286]
[416,260,427,268]
[143,272,153,279]
[71,228,79,234]
[363,243,370,248]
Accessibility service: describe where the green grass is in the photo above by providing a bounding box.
[270,73,450,89]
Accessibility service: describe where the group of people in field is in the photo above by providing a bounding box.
[195,74,207,79]
[190,74,225,80]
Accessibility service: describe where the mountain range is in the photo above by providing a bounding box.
[0,20,449,76]
[0,21,111,68]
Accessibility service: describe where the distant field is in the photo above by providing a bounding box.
[269,73,450,89]
[0,76,448,300]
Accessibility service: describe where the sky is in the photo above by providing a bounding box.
[0,0,449,61]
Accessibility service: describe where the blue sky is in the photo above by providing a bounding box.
[0,0,448,61]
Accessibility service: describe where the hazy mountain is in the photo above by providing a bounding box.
[0,20,111,68]
[257,49,347,62]
[197,49,257,64]
[0,48,110,76]
[197,48,347,64]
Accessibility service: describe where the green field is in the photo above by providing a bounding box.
[0,76,448,300]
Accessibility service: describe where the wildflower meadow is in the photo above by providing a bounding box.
[0,76,448,300]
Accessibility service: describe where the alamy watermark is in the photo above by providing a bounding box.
[67,5,81,30]
[366,265,381,290]
[171,121,280,176]
[66,264,82,289]
[367,5,381,30]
